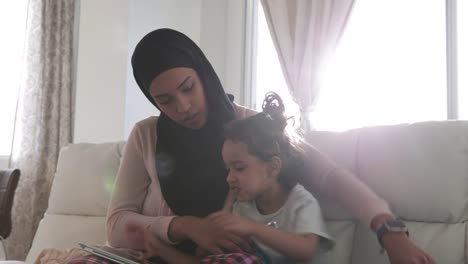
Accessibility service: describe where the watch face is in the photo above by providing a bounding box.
[388,220,406,227]
[377,219,409,248]
[386,220,408,232]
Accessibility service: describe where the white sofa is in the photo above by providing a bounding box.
[16,121,468,263]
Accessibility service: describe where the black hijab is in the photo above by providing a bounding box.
[131,29,235,219]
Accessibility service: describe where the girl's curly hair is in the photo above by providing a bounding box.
[224,92,306,190]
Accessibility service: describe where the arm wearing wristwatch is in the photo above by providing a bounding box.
[372,216,409,249]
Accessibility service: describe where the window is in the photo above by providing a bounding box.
[254,2,299,118]
[0,1,28,158]
[254,0,464,131]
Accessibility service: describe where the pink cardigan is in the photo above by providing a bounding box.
[106,104,391,249]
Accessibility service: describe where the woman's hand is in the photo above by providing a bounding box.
[125,222,146,249]
[383,233,435,264]
[371,214,434,264]
[180,212,254,255]
[126,222,163,256]
[126,222,201,264]
[125,222,163,261]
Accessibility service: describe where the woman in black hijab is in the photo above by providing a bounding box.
[107,28,254,259]
[107,28,434,264]
[132,28,235,219]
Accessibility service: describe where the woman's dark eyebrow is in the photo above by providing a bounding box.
[227,160,244,167]
[154,76,192,98]
[176,76,192,90]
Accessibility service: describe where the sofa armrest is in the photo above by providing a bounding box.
[0,169,20,239]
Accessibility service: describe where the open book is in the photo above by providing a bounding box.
[78,243,140,264]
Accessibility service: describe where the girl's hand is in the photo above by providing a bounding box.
[185,213,254,255]
[383,233,435,264]
[208,211,255,237]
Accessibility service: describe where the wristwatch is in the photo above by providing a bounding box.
[376,219,409,248]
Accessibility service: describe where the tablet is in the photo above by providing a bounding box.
[78,243,140,264]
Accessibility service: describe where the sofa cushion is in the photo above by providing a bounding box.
[465,225,468,261]
[47,142,125,216]
[26,214,106,263]
[356,121,468,223]
[312,220,356,264]
[306,129,359,174]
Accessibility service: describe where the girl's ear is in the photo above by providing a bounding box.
[267,156,282,178]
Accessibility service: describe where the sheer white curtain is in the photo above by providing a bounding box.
[5,0,75,260]
[260,0,354,130]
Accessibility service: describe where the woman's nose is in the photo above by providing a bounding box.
[226,171,235,183]
[176,96,191,113]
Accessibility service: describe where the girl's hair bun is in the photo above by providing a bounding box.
[261,92,287,132]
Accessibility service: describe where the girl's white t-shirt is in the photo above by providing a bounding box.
[233,184,333,264]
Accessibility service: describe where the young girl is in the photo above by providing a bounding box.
[215,92,333,263]
[129,92,332,264]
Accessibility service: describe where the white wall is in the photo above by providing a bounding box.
[200,0,228,86]
[222,0,247,103]
[74,0,129,143]
[74,0,247,142]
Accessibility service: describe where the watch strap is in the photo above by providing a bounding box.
[376,219,409,250]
